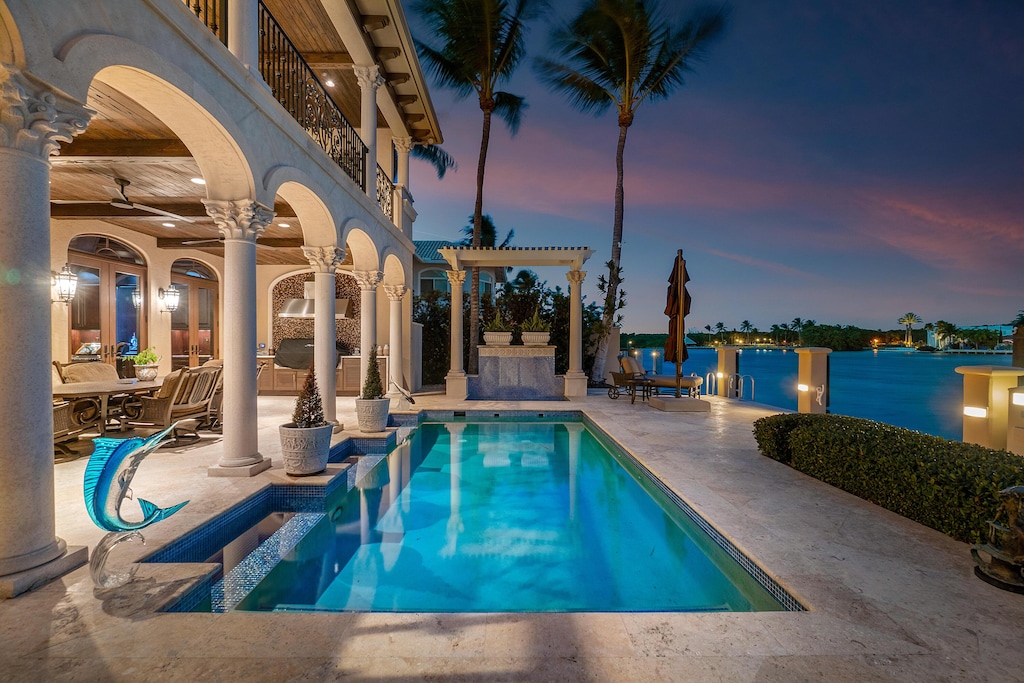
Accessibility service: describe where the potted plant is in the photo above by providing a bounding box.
[279,367,333,475]
[483,313,513,346]
[133,347,161,381]
[520,309,551,346]
[355,346,389,433]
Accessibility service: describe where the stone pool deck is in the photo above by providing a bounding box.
[2,391,1023,681]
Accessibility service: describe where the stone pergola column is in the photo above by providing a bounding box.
[394,136,413,190]
[445,270,468,399]
[204,199,273,475]
[384,285,407,398]
[0,65,91,596]
[303,246,345,427]
[565,269,588,398]
[353,65,384,200]
[353,270,383,388]
[228,0,259,74]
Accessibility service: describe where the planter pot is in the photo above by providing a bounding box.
[355,398,390,433]
[521,331,550,346]
[134,364,159,382]
[483,331,513,346]
[279,423,333,476]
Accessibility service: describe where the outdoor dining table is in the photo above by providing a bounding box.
[53,377,163,435]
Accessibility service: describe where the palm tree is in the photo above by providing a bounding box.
[898,312,922,345]
[459,214,514,249]
[791,317,804,346]
[535,0,729,381]
[714,321,725,343]
[769,323,780,345]
[414,0,545,374]
[934,320,958,349]
[778,322,790,345]
[739,320,752,344]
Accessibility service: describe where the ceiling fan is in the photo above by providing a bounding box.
[52,177,196,223]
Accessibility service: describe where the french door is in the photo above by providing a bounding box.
[169,276,218,370]
[68,255,146,368]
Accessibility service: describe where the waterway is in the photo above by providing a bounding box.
[648,347,1013,441]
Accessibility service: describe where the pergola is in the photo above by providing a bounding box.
[437,246,595,399]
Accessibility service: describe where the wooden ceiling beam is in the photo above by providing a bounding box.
[302,52,354,69]
[50,202,297,219]
[361,15,390,32]
[54,138,192,163]
[157,237,306,249]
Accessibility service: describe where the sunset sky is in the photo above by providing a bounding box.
[407,0,1024,333]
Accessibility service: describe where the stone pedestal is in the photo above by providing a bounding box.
[717,346,741,398]
[955,365,1024,449]
[1008,387,1024,456]
[796,347,832,414]
[470,346,563,400]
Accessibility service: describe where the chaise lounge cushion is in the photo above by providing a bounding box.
[61,361,120,383]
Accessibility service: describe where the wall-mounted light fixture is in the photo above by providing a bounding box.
[1013,393,1024,407]
[131,287,143,309]
[797,383,809,392]
[963,406,988,418]
[158,285,180,312]
[51,264,77,303]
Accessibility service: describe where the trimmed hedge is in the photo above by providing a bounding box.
[752,413,1024,544]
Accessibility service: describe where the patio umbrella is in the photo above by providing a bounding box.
[663,249,691,397]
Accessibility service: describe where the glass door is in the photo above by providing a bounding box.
[170,276,219,369]
[68,256,146,370]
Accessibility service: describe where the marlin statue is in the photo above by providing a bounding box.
[83,424,189,532]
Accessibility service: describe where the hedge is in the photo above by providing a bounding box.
[752,413,1024,544]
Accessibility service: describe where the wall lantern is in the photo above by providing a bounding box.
[1013,393,1024,407]
[158,285,180,312]
[797,383,809,392]
[131,287,143,309]
[52,264,77,303]
[963,406,988,418]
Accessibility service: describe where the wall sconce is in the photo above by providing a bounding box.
[51,263,77,303]
[1013,393,1024,407]
[158,285,180,312]
[797,383,809,392]
[964,406,988,418]
[131,287,143,309]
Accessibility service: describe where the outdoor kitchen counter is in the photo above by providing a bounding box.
[256,354,387,396]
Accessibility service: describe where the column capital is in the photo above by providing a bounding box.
[383,284,407,301]
[0,64,93,159]
[445,269,466,287]
[302,245,345,273]
[393,136,414,154]
[566,270,587,286]
[352,270,383,290]
[353,64,385,91]
[203,199,273,241]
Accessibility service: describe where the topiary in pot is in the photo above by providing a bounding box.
[279,366,332,475]
[520,308,551,346]
[355,346,389,432]
[483,313,513,345]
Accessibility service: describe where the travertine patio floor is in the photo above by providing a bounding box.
[2,391,1022,681]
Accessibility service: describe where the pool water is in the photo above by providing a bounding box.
[228,418,788,613]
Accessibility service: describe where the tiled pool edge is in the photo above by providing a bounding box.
[579,411,807,612]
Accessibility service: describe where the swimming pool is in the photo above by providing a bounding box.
[158,414,800,613]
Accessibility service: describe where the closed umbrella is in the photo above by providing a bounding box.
[663,249,691,397]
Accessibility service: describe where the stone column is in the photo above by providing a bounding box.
[564,270,588,398]
[384,285,407,398]
[394,136,413,190]
[0,65,92,596]
[228,0,259,74]
[353,65,384,200]
[353,270,382,389]
[303,246,345,427]
[445,270,467,399]
[204,199,273,475]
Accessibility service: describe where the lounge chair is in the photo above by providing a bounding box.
[123,365,222,447]
[52,364,101,454]
[620,356,703,399]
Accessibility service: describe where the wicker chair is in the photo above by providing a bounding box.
[53,398,101,455]
[54,359,139,428]
[124,365,222,447]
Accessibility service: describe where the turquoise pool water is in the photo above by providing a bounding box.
[228,418,788,613]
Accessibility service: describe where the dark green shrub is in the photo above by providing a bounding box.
[753,413,1024,543]
[752,413,827,464]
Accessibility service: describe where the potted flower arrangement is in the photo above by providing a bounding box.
[520,309,551,346]
[355,346,389,433]
[279,367,332,475]
[483,313,513,346]
[133,347,161,381]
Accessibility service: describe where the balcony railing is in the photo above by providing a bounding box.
[181,1,406,218]
[376,165,394,219]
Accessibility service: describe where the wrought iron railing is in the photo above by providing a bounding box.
[376,165,394,219]
[257,2,366,192]
[183,0,227,45]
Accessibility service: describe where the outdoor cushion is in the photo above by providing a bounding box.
[62,361,120,383]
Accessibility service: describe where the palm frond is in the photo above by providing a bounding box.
[493,91,527,135]
[411,144,458,179]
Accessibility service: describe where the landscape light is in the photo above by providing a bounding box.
[797,383,809,392]
[1013,393,1024,407]
[963,406,987,418]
